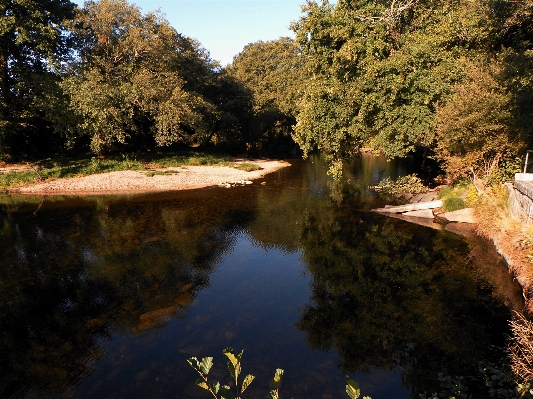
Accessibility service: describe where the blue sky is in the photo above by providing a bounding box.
[72,0,320,66]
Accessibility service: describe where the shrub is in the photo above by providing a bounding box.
[375,174,429,196]
[235,162,260,172]
[443,196,466,212]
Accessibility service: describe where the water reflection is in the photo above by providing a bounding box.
[0,155,523,399]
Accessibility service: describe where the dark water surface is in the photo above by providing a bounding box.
[0,155,524,399]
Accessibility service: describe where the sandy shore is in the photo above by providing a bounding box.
[10,159,291,195]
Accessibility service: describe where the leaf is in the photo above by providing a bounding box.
[223,347,243,367]
[266,389,279,399]
[345,375,361,399]
[219,385,235,399]
[187,357,201,373]
[199,357,213,375]
[208,380,220,395]
[227,361,241,382]
[195,380,209,391]
[273,368,284,390]
[241,374,255,394]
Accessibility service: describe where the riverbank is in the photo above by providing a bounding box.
[1,159,290,195]
[474,200,533,313]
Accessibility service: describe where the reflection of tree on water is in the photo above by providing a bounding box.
[297,209,512,397]
[0,194,249,398]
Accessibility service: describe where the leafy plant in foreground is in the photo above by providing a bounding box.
[188,347,284,399]
[345,375,371,399]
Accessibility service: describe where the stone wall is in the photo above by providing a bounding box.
[508,179,533,224]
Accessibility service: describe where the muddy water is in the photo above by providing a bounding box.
[0,154,523,399]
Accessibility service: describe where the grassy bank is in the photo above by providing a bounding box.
[0,152,260,191]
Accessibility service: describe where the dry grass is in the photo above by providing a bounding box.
[473,184,533,289]
[509,311,533,382]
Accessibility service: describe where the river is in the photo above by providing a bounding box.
[0,154,524,398]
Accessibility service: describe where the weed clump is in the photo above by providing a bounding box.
[443,196,466,212]
[235,162,260,172]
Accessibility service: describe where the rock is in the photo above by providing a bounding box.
[441,208,476,223]
[410,193,426,203]
[418,192,437,202]
[402,209,434,218]
[373,200,443,213]
[515,173,533,182]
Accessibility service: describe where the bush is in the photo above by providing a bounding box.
[443,196,466,212]
[235,162,260,172]
[375,174,429,196]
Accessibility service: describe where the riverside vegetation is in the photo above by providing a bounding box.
[189,348,533,399]
[3,0,533,182]
[0,152,259,190]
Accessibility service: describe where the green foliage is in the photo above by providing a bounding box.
[437,183,480,210]
[442,197,465,212]
[234,163,260,172]
[187,348,279,399]
[0,171,40,190]
[290,0,533,178]
[61,0,221,153]
[437,186,453,200]
[0,152,258,190]
[375,174,429,196]
[229,38,306,155]
[230,38,305,119]
[0,0,76,157]
[151,152,233,168]
[434,61,526,183]
[188,349,374,399]
[345,376,363,399]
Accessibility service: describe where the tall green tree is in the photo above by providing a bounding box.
[291,0,533,179]
[61,0,220,153]
[229,38,307,155]
[0,0,75,157]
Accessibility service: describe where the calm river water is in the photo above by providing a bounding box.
[0,154,524,399]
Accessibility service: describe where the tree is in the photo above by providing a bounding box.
[61,0,220,153]
[229,38,307,155]
[0,0,75,157]
[291,0,533,178]
[433,60,523,183]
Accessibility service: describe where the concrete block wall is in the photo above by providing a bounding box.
[509,180,533,224]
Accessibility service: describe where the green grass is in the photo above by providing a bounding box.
[0,152,261,190]
[234,162,261,172]
[150,152,234,168]
[442,196,466,212]
[436,181,480,212]
[0,171,40,190]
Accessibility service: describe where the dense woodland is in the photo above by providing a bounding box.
[2,0,533,181]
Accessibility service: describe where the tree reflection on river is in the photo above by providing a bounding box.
[0,155,524,398]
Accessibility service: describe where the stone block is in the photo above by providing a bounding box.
[515,173,533,182]
[403,209,434,218]
[441,208,475,223]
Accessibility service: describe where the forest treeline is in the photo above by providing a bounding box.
[2,0,533,181]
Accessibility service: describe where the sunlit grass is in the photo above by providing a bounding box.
[234,162,261,172]
[151,152,233,167]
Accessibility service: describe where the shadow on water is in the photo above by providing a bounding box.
[0,154,524,399]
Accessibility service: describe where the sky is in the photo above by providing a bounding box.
[72,0,319,66]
